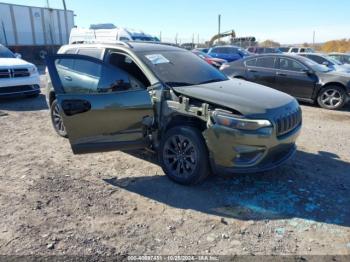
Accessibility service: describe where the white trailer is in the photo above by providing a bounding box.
[0,2,75,63]
[69,24,159,44]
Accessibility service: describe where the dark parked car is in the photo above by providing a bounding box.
[45,42,301,185]
[208,45,250,62]
[247,47,282,54]
[192,50,227,68]
[221,54,350,110]
[328,53,350,65]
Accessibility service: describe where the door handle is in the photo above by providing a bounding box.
[276,72,287,76]
[61,99,91,116]
[248,69,258,73]
[64,75,72,81]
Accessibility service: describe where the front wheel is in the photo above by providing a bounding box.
[317,86,346,110]
[50,99,68,138]
[159,126,210,185]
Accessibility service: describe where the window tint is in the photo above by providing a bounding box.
[77,48,103,59]
[307,55,329,64]
[291,48,298,53]
[256,57,275,68]
[55,58,132,94]
[299,48,305,53]
[279,58,307,71]
[227,47,238,54]
[245,58,256,66]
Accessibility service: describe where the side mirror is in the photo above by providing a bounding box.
[302,69,314,75]
[14,53,22,59]
[322,61,329,66]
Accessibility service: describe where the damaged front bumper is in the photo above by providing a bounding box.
[203,121,301,175]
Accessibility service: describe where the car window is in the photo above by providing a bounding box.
[307,55,330,65]
[299,48,305,53]
[227,47,238,54]
[138,50,228,87]
[55,58,132,94]
[77,48,103,59]
[291,48,298,53]
[256,57,275,68]
[245,58,257,66]
[0,45,16,58]
[344,56,350,63]
[279,58,307,72]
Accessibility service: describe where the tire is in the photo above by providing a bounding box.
[50,99,68,138]
[317,86,346,110]
[159,126,210,185]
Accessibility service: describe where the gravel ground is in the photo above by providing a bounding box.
[0,92,350,257]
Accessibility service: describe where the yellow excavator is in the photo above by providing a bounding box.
[208,30,236,47]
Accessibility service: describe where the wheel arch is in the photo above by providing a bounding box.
[162,114,207,134]
[320,82,347,93]
[49,91,56,106]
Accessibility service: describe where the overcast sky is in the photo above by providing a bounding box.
[3,0,350,44]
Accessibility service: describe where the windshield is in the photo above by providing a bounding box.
[132,36,158,41]
[325,56,343,65]
[301,57,331,72]
[138,50,228,87]
[0,45,15,58]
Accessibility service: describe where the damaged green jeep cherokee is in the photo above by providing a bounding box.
[45,42,302,185]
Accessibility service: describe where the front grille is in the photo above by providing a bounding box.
[13,68,30,77]
[275,107,302,137]
[0,85,35,94]
[0,69,10,78]
[0,68,30,78]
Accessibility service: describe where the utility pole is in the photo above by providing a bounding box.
[197,33,199,46]
[175,33,178,45]
[159,31,162,41]
[313,30,315,48]
[62,0,67,10]
[218,14,221,44]
[192,33,194,47]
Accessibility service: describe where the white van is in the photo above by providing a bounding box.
[69,24,159,44]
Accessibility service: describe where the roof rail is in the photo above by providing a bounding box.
[71,39,133,48]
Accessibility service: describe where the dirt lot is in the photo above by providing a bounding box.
[0,92,350,256]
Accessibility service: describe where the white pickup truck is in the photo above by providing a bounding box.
[0,44,40,98]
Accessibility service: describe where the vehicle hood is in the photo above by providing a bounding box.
[0,58,34,68]
[172,79,296,115]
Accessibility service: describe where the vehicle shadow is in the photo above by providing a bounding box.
[0,94,48,111]
[103,149,350,227]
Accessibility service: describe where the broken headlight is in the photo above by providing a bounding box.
[212,111,271,131]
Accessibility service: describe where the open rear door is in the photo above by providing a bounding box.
[46,54,154,154]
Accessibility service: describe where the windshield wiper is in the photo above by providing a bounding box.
[165,81,194,87]
[198,78,225,85]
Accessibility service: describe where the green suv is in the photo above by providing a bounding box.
[45,42,302,185]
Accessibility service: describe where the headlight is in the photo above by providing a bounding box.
[212,111,271,131]
[28,66,38,75]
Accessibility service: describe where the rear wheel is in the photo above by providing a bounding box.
[50,99,67,137]
[317,86,346,110]
[159,126,210,185]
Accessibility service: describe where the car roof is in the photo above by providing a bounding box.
[62,41,184,53]
[243,53,310,61]
[329,52,349,55]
